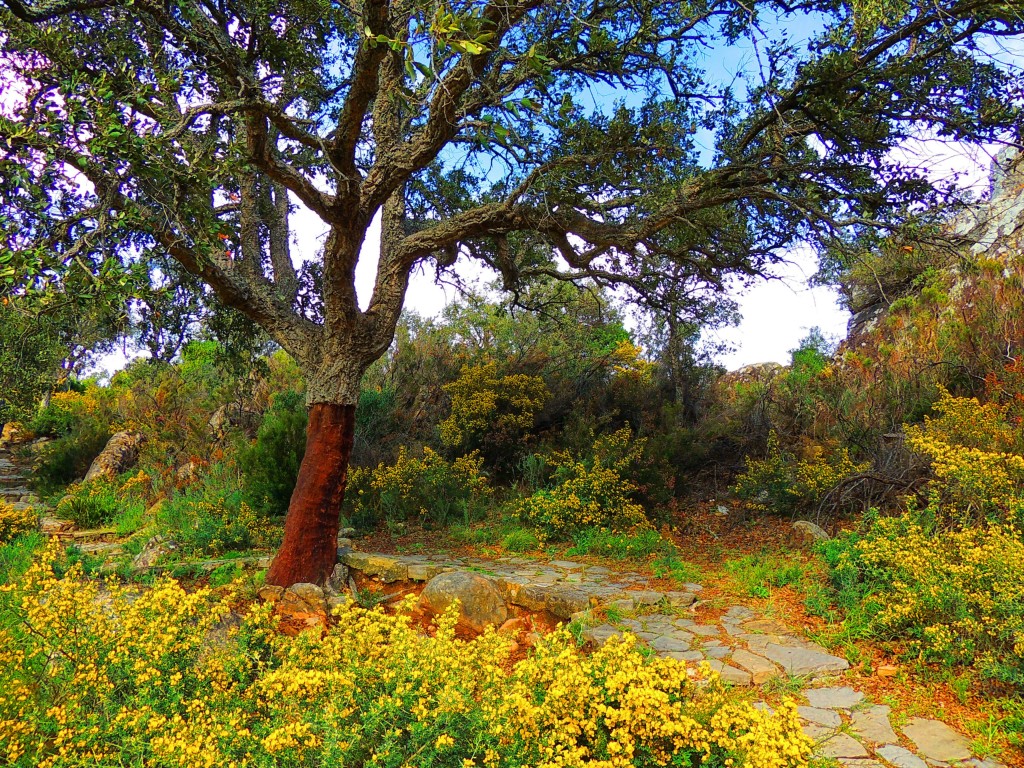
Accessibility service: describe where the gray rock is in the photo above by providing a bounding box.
[582,624,620,647]
[851,705,898,745]
[548,560,584,571]
[605,598,635,613]
[793,520,831,542]
[817,732,870,759]
[797,706,842,728]
[688,624,720,637]
[407,562,449,581]
[649,635,692,653]
[723,605,757,621]
[84,431,143,483]
[342,551,409,582]
[420,571,509,632]
[629,590,666,606]
[664,590,697,607]
[762,644,850,677]
[326,563,349,593]
[875,745,928,768]
[731,649,780,684]
[132,535,177,569]
[901,718,972,764]
[704,659,753,685]
[664,650,704,662]
[804,686,865,710]
[545,585,592,619]
[703,644,731,659]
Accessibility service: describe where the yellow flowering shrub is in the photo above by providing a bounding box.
[904,388,1024,524]
[0,501,36,544]
[834,513,1024,687]
[0,542,813,768]
[732,432,868,513]
[440,361,550,449]
[346,447,492,527]
[518,428,655,539]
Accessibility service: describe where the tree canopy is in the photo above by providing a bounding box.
[2,0,1021,402]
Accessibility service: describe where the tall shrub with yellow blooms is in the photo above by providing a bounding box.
[1,542,813,767]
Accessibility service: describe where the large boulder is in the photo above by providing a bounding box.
[420,571,509,632]
[84,431,143,483]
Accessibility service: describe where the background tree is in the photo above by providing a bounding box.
[1,0,1020,585]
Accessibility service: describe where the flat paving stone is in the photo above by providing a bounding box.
[731,649,779,684]
[582,624,620,647]
[649,635,693,653]
[663,650,704,662]
[797,706,842,728]
[816,732,871,760]
[804,686,865,710]
[851,705,898,745]
[704,659,752,686]
[724,605,757,621]
[901,718,972,764]
[875,744,928,768]
[688,624,720,637]
[548,560,584,571]
[761,643,850,676]
[703,644,731,659]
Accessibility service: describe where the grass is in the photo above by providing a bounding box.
[566,527,663,560]
[0,531,44,584]
[651,545,702,585]
[502,527,540,552]
[722,552,809,598]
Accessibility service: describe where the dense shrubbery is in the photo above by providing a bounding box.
[345,447,492,529]
[0,544,813,768]
[517,429,652,539]
[731,431,867,514]
[241,390,308,517]
[0,502,36,545]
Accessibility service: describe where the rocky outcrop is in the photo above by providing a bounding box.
[84,431,143,483]
[420,571,509,632]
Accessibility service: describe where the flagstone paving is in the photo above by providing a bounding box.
[342,550,1007,768]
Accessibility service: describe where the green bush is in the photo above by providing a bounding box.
[240,390,307,516]
[54,482,123,529]
[501,527,540,552]
[33,425,112,497]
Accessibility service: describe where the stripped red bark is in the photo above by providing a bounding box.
[265,403,355,587]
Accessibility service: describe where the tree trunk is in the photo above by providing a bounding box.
[265,402,356,587]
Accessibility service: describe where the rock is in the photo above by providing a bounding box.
[407,562,448,581]
[84,431,143,483]
[793,520,831,543]
[817,732,870,760]
[132,535,177,569]
[874,745,928,768]
[649,635,692,654]
[901,718,972,764]
[341,551,409,582]
[326,564,349,593]
[547,560,584,571]
[876,664,899,678]
[723,605,757,621]
[0,422,26,447]
[420,571,509,632]
[704,659,752,686]
[509,583,549,613]
[339,527,356,538]
[258,585,284,602]
[761,643,850,677]
[804,686,864,710]
[498,617,532,637]
[664,590,698,607]
[286,582,328,613]
[175,460,203,485]
[628,590,666,606]
[544,585,592,619]
[851,705,898,745]
[605,598,635,613]
[797,706,842,728]
[731,649,780,684]
[39,516,74,534]
[582,624,620,647]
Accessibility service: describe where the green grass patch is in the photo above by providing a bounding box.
[566,526,663,560]
[502,527,540,553]
[0,531,43,584]
[723,552,809,598]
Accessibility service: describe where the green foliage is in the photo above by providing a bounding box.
[819,508,1024,688]
[723,553,809,599]
[157,466,278,556]
[732,431,868,514]
[0,530,43,585]
[566,527,664,560]
[501,527,541,553]
[241,390,307,517]
[345,448,492,530]
[54,481,124,529]
[651,545,703,586]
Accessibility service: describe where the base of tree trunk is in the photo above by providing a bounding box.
[266,402,356,587]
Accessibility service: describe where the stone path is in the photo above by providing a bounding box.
[341,549,1007,768]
